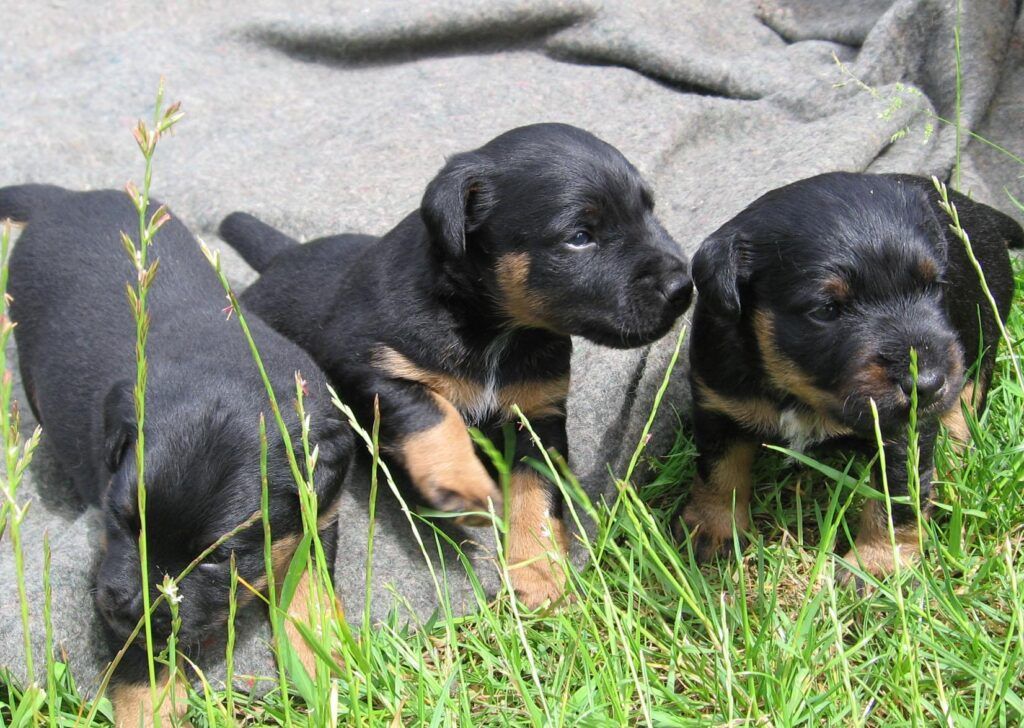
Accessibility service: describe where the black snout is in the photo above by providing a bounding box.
[899,369,945,407]
[654,256,693,312]
[659,268,693,311]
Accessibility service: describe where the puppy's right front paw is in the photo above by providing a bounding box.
[428,472,503,527]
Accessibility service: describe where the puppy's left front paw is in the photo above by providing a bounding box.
[837,537,921,592]
[508,518,571,612]
[673,502,749,564]
[510,557,570,612]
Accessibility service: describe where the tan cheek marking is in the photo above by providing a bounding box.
[498,377,569,420]
[373,346,484,412]
[400,392,501,517]
[111,667,189,728]
[495,252,552,330]
[681,441,757,548]
[754,310,838,413]
[940,380,981,452]
[507,469,569,610]
[843,498,922,579]
[245,505,342,600]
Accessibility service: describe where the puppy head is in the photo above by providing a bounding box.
[421,123,692,347]
[695,172,963,433]
[94,383,350,647]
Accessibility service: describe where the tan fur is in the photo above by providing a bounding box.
[917,257,939,281]
[374,346,484,412]
[246,508,340,596]
[283,567,344,678]
[375,345,567,420]
[753,310,839,412]
[498,377,569,419]
[842,498,921,579]
[507,469,569,609]
[111,668,189,728]
[401,391,500,519]
[695,377,780,435]
[696,377,851,443]
[822,276,850,302]
[681,441,757,551]
[939,379,987,474]
[495,253,552,330]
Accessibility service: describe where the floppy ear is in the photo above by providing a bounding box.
[102,380,137,472]
[692,228,749,320]
[420,151,496,258]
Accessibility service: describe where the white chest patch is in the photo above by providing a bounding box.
[460,333,511,426]
[777,408,842,453]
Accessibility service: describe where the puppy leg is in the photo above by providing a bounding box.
[110,647,190,728]
[356,375,501,520]
[677,408,756,562]
[275,522,344,680]
[841,425,937,582]
[506,415,570,610]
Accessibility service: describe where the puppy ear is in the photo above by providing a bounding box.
[692,229,749,320]
[102,380,137,472]
[420,151,496,258]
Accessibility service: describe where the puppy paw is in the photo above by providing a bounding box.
[111,675,191,728]
[837,537,921,592]
[673,504,748,564]
[431,476,503,527]
[507,492,570,611]
[510,555,569,612]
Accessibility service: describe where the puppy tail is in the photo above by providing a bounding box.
[0,184,69,223]
[218,212,298,273]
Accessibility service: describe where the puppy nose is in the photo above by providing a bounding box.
[658,264,693,310]
[899,370,945,407]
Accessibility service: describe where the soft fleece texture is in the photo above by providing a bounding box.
[1,0,1022,690]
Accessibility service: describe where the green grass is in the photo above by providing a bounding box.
[2,255,1023,727]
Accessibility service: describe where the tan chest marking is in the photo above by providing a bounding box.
[696,377,851,450]
[374,345,567,424]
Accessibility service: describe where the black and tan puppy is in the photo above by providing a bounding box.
[219,123,693,608]
[1,185,353,726]
[678,172,1021,580]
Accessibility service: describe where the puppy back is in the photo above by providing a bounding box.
[0,184,71,223]
[218,212,298,272]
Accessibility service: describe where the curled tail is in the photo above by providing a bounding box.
[218,212,299,273]
[0,184,70,223]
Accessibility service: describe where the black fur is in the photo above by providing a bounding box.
[681,172,1021,568]
[2,185,352,695]
[220,123,692,604]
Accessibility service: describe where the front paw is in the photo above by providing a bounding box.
[673,502,749,563]
[838,534,921,591]
[510,558,569,612]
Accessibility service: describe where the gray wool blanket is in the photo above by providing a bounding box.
[2,0,1022,691]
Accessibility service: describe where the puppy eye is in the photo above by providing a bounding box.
[565,230,596,250]
[809,302,841,322]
